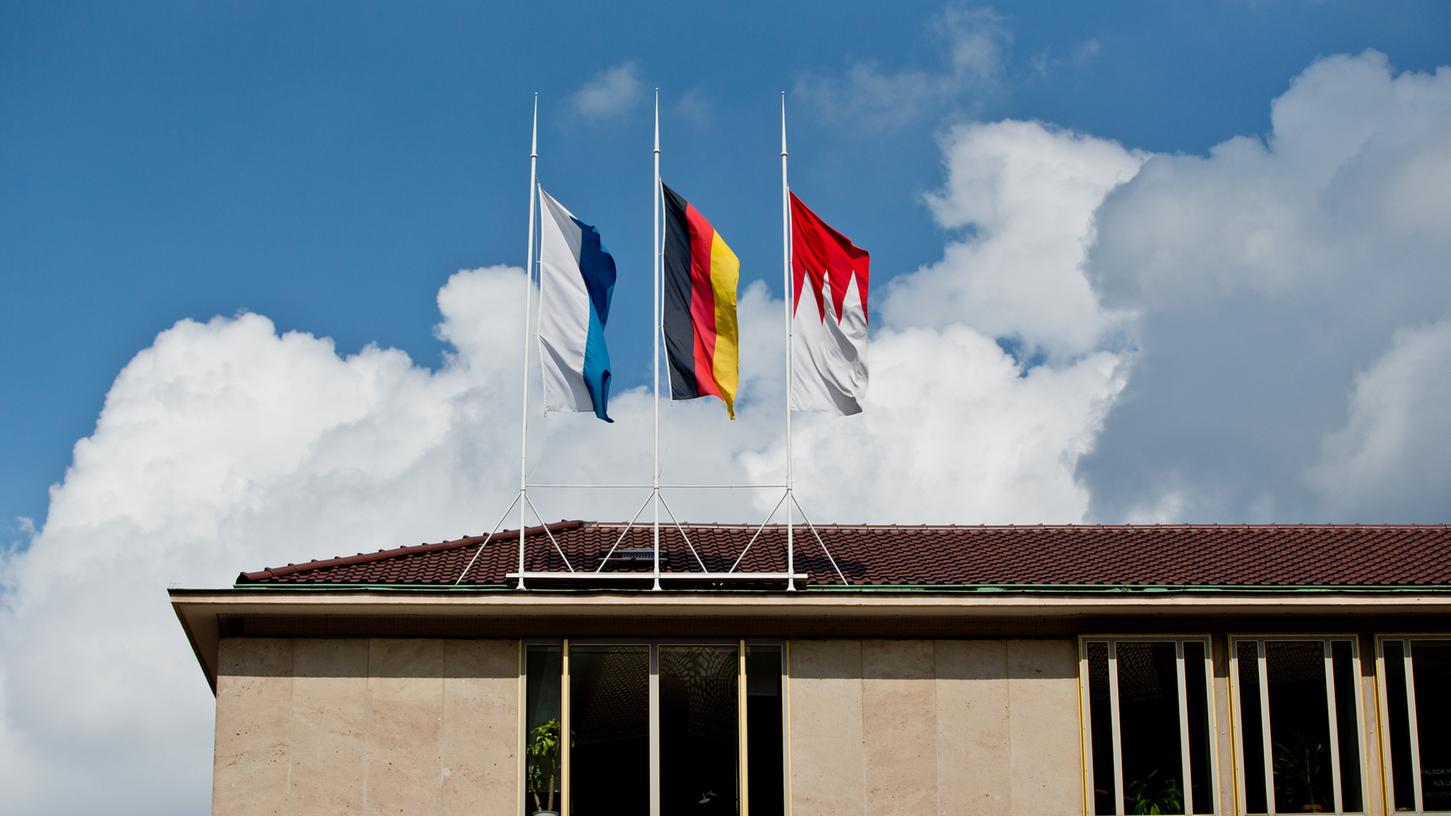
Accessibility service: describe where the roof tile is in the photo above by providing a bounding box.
[235,522,1451,589]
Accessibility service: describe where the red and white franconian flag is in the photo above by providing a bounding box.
[791,193,870,415]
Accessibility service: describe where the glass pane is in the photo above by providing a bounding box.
[1087,642,1117,815]
[1266,641,1334,814]
[1117,642,1186,816]
[1237,641,1269,815]
[524,645,563,816]
[570,645,649,816]
[1384,640,1417,812]
[1331,640,1364,812]
[745,646,784,816]
[1412,640,1451,812]
[660,646,740,815]
[1183,641,1215,815]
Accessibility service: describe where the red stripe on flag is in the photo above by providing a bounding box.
[685,203,721,398]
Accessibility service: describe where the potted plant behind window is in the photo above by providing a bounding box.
[1273,731,1329,812]
[526,718,562,816]
[1126,769,1183,815]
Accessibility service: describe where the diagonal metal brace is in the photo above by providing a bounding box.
[727,491,788,574]
[596,491,654,572]
[791,495,848,585]
[452,492,522,586]
[657,493,709,573]
[523,493,575,572]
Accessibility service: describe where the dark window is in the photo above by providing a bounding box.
[1117,642,1186,816]
[1265,641,1334,813]
[659,646,739,815]
[1087,642,1117,816]
[1183,641,1215,816]
[523,642,785,816]
[1385,638,1451,813]
[1331,640,1363,813]
[1412,640,1451,812]
[1237,641,1268,815]
[1235,638,1364,815]
[1084,638,1214,815]
[570,645,650,815]
[524,645,563,816]
[745,646,785,816]
[1383,640,1416,812]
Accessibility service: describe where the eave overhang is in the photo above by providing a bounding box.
[170,587,1451,693]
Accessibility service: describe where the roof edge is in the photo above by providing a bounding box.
[235,520,586,583]
[209,582,1451,594]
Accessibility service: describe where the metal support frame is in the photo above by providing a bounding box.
[457,92,853,591]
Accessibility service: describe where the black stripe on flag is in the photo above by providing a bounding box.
[661,183,699,399]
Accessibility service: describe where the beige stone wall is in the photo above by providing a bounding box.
[788,639,1083,816]
[212,638,518,816]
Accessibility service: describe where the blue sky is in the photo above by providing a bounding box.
[8,5,1451,811]
[5,0,1451,540]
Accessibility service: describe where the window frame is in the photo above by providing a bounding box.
[1375,633,1451,815]
[1226,634,1369,816]
[1078,634,1221,816]
[518,638,790,816]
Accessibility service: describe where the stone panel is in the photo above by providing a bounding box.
[1006,639,1081,816]
[290,638,369,815]
[214,638,293,816]
[366,638,445,816]
[789,640,866,816]
[441,640,518,816]
[935,639,1011,816]
[862,640,938,815]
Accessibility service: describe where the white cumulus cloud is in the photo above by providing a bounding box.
[570,62,644,118]
[882,119,1144,359]
[795,5,1009,129]
[1080,51,1451,521]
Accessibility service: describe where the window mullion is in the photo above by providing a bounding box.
[1175,641,1194,816]
[649,644,660,816]
[739,640,749,816]
[1323,640,1344,815]
[1258,641,1276,816]
[1403,645,1424,814]
[562,640,572,816]
[1203,641,1221,816]
[1231,643,1249,816]
[1080,642,1098,815]
[1108,640,1126,816]
[782,642,792,815]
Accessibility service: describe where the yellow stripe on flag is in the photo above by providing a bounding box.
[709,232,740,419]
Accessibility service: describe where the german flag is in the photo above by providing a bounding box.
[662,183,740,418]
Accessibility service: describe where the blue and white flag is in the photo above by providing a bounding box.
[537,187,616,422]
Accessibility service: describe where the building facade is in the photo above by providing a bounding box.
[172,522,1451,816]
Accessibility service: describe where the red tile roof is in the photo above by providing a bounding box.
[235,522,1451,590]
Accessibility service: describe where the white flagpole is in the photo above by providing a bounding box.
[652,90,663,592]
[517,93,539,591]
[781,92,796,591]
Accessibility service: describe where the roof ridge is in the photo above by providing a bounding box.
[235,520,586,583]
